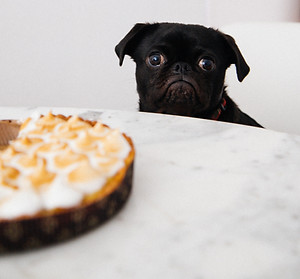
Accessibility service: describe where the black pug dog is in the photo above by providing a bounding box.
[115,22,263,127]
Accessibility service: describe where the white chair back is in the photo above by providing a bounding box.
[222,22,300,135]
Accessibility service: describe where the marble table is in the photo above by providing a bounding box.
[0,107,300,279]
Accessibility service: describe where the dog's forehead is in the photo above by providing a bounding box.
[143,24,224,52]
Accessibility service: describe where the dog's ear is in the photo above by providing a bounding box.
[115,23,158,66]
[223,33,250,82]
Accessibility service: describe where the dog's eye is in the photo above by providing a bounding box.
[198,58,215,71]
[147,53,165,67]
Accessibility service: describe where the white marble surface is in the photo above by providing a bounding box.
[1,107,300,279]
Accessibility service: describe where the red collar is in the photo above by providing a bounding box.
[210,98,227,120]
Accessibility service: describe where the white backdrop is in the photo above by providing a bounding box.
[0,0,299,110]
[0,0,207,110]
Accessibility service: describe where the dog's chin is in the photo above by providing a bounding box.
[155,80,202,116]
[165,81,196,104]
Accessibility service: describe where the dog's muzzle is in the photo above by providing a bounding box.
[165,79,197,104]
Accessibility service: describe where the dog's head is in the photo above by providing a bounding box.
[115,23,249,117]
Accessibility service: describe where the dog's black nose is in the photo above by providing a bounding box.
[173,62,192,74]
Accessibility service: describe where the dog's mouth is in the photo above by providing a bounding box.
[153,76,203,115]
[165,79,197,104]
[149,78,199,116]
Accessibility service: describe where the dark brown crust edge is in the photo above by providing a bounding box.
[0,161,134,253]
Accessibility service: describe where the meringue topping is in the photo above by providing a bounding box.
[0,112,132,220]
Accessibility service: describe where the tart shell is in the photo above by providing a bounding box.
[0,118,135,252]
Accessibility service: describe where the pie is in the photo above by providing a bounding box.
[0,112,135,251]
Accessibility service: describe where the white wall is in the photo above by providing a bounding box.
[0,0,207,110]
[207,0,300,28]
[0,0,299,110]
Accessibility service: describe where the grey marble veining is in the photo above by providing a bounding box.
[0,107,300,279]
